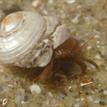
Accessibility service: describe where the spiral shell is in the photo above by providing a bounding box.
[0,11,70,68]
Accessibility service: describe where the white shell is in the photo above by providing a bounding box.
[0,11,70,68]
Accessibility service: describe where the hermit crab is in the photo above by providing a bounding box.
[0,11,97,80]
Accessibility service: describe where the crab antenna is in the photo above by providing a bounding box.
[74,36,95,54]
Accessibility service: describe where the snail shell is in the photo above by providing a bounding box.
[0,11,70,68]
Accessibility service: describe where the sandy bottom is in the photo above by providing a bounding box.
[0,0,107,107]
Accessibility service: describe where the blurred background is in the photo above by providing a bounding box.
[0,0,107,107]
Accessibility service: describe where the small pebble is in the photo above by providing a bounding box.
[95,53,102,60]
[72,14,80,24]
[94,99,100,104]
[87,46,92,50]
[2,98,7,106]
[32,0,40,8]
[87,96,94,102]
[66,0,76,4]
[103,90,107,95]
[48,0,54,4]
[74,103,80,107]
[30,84,42,94]
[48,92,53,97]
